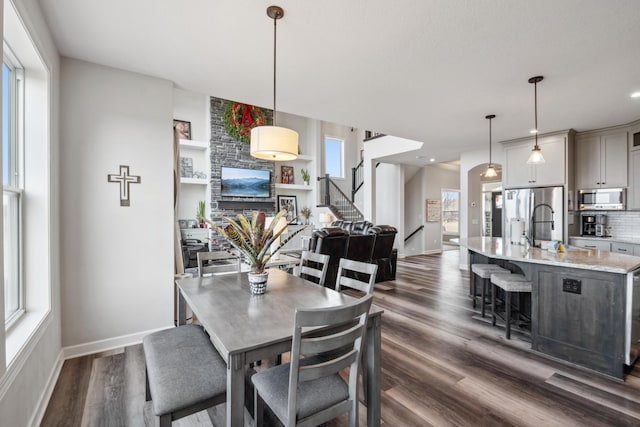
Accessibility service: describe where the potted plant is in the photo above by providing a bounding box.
[299,207,312,225]
[197,200,207,228]
[205,210,307,294]
[300,168,310,185]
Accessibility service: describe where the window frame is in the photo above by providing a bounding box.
[3,44,26,328]
[323,135,345,179]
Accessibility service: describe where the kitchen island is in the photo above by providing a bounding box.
[461,237,640,380]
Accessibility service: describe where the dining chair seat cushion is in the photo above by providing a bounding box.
[143,324,226,416]
[251,360,349,422]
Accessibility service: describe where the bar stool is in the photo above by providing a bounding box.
[490,273,532,339]
[470,264,510,317]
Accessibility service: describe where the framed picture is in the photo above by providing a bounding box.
[281,165,294,184]
[174,119,191,140]
[277,195,298,224]
[426,199,441,222]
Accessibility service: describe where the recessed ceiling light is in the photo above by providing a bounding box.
[530,129,538,134]
[631,92,640,98]
[429,158,436,162]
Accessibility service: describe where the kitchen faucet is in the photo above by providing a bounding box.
[531,203,555,246]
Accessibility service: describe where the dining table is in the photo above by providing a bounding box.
[176,268,383,427]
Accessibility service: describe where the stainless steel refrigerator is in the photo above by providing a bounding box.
[503,186,564,245]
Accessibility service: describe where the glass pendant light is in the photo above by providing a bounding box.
[527,76,545,164]
[484,114,498,178]
[250,6,299,161]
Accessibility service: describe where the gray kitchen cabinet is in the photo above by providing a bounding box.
[634,245,640,257]
[575,130,628,189]
[569,237,611,251]
[504,136,566,188]
[611,242,635,255]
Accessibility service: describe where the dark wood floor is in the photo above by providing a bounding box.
[42,251,640,426]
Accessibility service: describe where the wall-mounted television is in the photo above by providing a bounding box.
[221,166,271,198]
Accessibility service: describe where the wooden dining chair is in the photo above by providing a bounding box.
[252,295,373,427]
[296,250,330,286]
[197,251,242,277]
[335,258,378,295]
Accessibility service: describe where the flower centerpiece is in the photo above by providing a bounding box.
[205,209,306,294]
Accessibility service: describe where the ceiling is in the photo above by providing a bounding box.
[39,0,640,166]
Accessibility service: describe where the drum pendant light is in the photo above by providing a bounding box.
[250,6,299,161]
[527,76,545,164]
[484,114,498,178]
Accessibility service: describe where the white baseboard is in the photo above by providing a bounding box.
[29,350,63,427]
[423,249,442,255]
[63,326,172,360]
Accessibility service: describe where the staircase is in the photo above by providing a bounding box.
[317,174,364,221]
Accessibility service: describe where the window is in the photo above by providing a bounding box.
[324,136,344,178]
[3,48,24,326]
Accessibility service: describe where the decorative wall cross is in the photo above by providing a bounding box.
[108,165,141,206]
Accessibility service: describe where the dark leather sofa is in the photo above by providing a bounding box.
[310,221,397,287]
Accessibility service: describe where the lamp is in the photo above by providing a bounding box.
[266,216,288,259]
[484,114,498,178]
[250,6,299,161]
[319,213,332,228]
[527,75,545,164]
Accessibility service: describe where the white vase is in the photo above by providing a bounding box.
[248,271,269,295]
[304,180,310,186]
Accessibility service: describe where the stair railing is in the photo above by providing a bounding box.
[404,225,424,243]
[351,160,364,202]
[317,174,364,221]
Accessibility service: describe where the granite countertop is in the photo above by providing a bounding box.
[460,237,640,274]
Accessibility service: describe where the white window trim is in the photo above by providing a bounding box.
[324,135,345,180]
[4,44,26,329]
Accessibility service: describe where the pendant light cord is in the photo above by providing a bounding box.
[534,80,538,147]
[272,12,278,127]
[489,117,492,164]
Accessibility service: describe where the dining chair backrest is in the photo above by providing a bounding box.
[296,250,330,286]
[288,294,373,426]
[335,258,378,295]
[197,251,242,277]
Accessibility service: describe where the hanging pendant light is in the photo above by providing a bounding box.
[250,6,299,161]
[484,114,498,178]
[527,75,545,164]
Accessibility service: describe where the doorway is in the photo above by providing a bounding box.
[442,189,460,251]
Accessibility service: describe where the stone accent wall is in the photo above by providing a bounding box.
[208,97,276,248]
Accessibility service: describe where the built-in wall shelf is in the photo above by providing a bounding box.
[179,139,209,150]
[181,177,208,185]
[275,183,313,191]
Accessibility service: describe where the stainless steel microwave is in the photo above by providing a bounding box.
[578,188,625,210]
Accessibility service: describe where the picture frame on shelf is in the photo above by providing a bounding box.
[174,119,191,140]
[277,195,298,224]
[180,157,193,178]
[281,165,294,184]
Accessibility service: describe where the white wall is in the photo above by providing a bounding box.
[0,0,62,426]
[459,144,504,268]
[404,170,423,255]
[375,163,404,256]
[174,89,210,221]
[59,58,174,348]
[422,165,460,253]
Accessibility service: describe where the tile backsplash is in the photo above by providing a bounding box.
[580,211,640,243]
